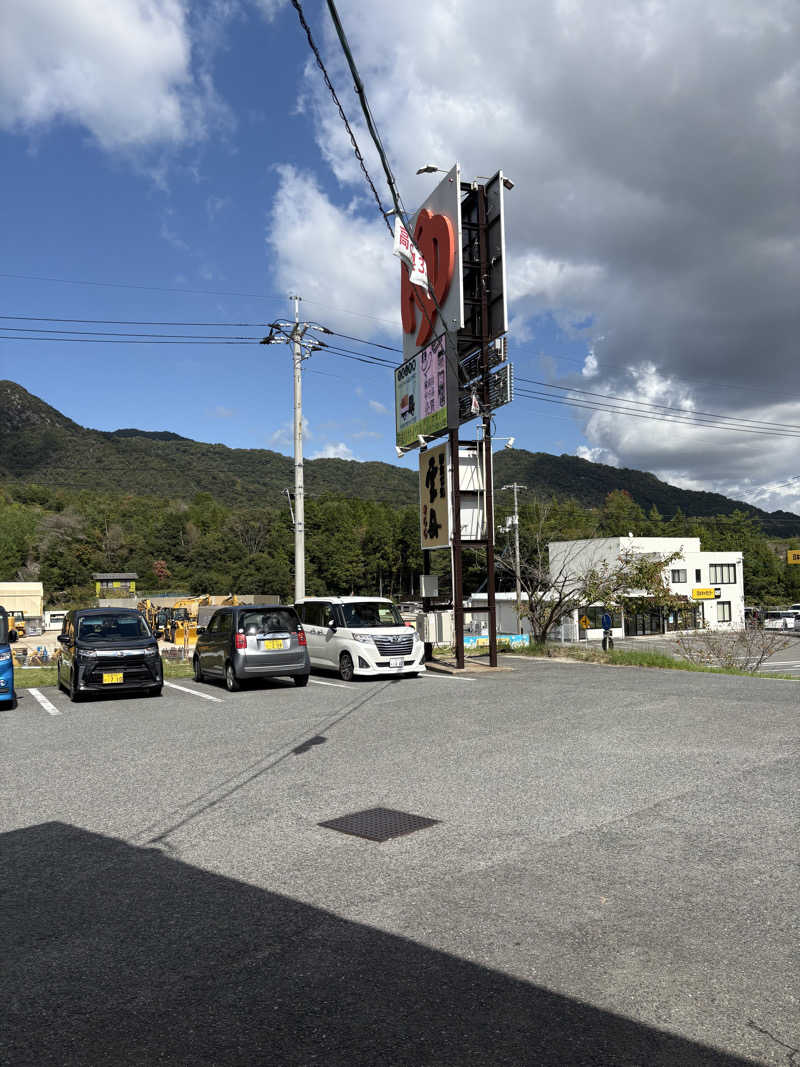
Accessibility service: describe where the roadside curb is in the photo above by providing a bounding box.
[426,657,512,675]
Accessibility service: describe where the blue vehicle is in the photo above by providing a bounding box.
[0,606,16,708]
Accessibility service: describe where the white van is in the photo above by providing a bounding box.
[295,597,426,681]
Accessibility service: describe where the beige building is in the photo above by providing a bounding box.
[0,582,45,617]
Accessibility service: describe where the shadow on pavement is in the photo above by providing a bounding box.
[1,822,759,1066]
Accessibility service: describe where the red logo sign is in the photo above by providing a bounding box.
[401,209,455,347]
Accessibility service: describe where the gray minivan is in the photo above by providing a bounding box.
[193,604,310,691]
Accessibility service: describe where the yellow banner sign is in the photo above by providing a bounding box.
[692,587,716,600]
[787,550,800,565]
[579,614,591,629]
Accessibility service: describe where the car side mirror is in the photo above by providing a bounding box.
[326,617,336,630]
[56,634,67,644]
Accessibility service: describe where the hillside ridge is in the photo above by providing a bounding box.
[1,380,797,533]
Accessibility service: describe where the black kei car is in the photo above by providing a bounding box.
[57,607,163,702]
[193,604,310,691]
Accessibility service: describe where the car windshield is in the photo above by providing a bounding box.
[341,602,404,628]
[239,609,298,634]
[78,614,151,641]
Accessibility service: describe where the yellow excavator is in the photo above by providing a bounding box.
[7,611,26,643]
[137,599,167,639]
[163,594,211,645]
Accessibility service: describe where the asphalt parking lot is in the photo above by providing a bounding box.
[1,660,797,1065]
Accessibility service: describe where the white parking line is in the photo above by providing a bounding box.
[423,673,476,681]
[309,679,351,689]
[28,688,61,716]
[164,682,223,703]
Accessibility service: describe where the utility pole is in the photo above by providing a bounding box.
[262,298,324,606]
[290,295,307,605]
[502,483,526,633]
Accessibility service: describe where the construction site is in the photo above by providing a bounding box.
[0,583,272,667]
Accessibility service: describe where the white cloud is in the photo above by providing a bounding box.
[269,415,311,450]
[311,442,356,460]
[368,399,389,415]
[206,195,231,221]
[352,430,382,440]
[266,165,399,337]
[211,405,234,418]
[296,0,800,505]
[0,0,229,150]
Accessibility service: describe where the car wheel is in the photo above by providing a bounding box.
[294,673,310,687]
[225,662,240,692]
[68,668,82,703]
[193,655,204,683]
[148,686,163,697]
[338,652,355,682]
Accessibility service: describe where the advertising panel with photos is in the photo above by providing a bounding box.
[395,334,456,447]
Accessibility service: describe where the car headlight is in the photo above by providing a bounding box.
[352,633,375,644]
[0,651,11,662]
[144,646,159,656]
[77,649,97,659]
[413,631,423,644]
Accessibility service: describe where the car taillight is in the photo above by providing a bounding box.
[235,632,247,650]
[296,628,307,646]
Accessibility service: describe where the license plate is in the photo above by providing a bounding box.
[389,657,404,669]
[102,672,123,684]
[261,639,285,650]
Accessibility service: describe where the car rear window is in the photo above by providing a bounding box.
[239,609,299,634]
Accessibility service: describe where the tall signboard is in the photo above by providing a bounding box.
[419,442,450,549]
[401,164,464,365]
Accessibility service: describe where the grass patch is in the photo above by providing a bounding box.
[514,642,799,678]
[12,658,194,690]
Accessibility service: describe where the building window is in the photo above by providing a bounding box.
[670,569,687,583]
[583,606,622,629]
[717,601,732,623]
[709,564,736,584]
[695,569,702,582]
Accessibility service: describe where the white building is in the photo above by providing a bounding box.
[548,536,745,639]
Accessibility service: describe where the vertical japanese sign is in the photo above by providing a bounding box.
[419,441,450,549]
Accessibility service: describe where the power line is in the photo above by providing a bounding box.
[514,387,800,439]
[289,0,393,235]
[516,375,800,432]
[0,271,282,301]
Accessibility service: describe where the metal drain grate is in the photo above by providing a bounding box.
[318,807,439,843]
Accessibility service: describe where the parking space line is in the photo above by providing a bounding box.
[309,679,351,689]
[28,688,61,716]
[164,682,224,703]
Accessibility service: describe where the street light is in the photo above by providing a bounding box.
[415,164,447,175]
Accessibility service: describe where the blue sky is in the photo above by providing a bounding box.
[1,0,798,512]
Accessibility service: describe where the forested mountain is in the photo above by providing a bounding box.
[2,380,798,535]
[1,378,798,607]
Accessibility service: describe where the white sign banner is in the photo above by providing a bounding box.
[393,217,429,292]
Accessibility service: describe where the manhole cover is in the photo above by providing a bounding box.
[318,807,439,843]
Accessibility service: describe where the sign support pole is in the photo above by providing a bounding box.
[450,429,465,669]
[478,184,498,668]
